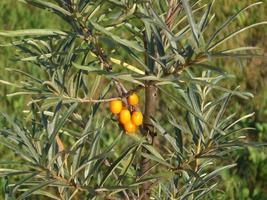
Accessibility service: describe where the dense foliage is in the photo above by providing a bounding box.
[0,0,266,199]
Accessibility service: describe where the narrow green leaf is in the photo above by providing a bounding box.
[0,112,39,163]
[143,144,164,161]
[12,172,39,194]
[48,103,78,147]
[151,118,180,154]
[99,144,138,187]
[181,0,199,45]
[17,180,55,200]
[206,2,262,48]
[210,93,232,138]
[91,22,145,52]
[30,190,61,200]
[208,21,267,51]
[141,153,173,168]
[0,29,67,37]
[20,0,71,16]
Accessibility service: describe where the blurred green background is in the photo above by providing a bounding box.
[0,0,266,199]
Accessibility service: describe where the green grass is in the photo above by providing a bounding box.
[0,0,66,114]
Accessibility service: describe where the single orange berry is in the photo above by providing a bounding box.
[119,109,131,124]
[131,111,143,126]
[124,121,136,133]
[127,93,139,106]
[109,100,122,114]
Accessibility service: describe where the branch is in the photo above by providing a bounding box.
[139,83,158,200]
[43,84,143,104]
[138,22,159,199]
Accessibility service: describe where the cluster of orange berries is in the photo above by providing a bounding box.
[109,93,143,134]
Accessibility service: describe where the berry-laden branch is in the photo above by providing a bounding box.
[40,83,143,104]
[71,3,156,199]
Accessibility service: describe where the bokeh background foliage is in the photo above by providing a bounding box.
[0,0,266,199]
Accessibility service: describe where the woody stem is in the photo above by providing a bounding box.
[139,81,158,200]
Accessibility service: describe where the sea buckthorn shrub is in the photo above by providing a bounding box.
[0,0,265,199]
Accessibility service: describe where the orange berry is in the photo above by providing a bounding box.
[124,121,136,133]
[131,111,143,126]
[119,109,131,124]
[109,100,122,114]
[127,93,139,106]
